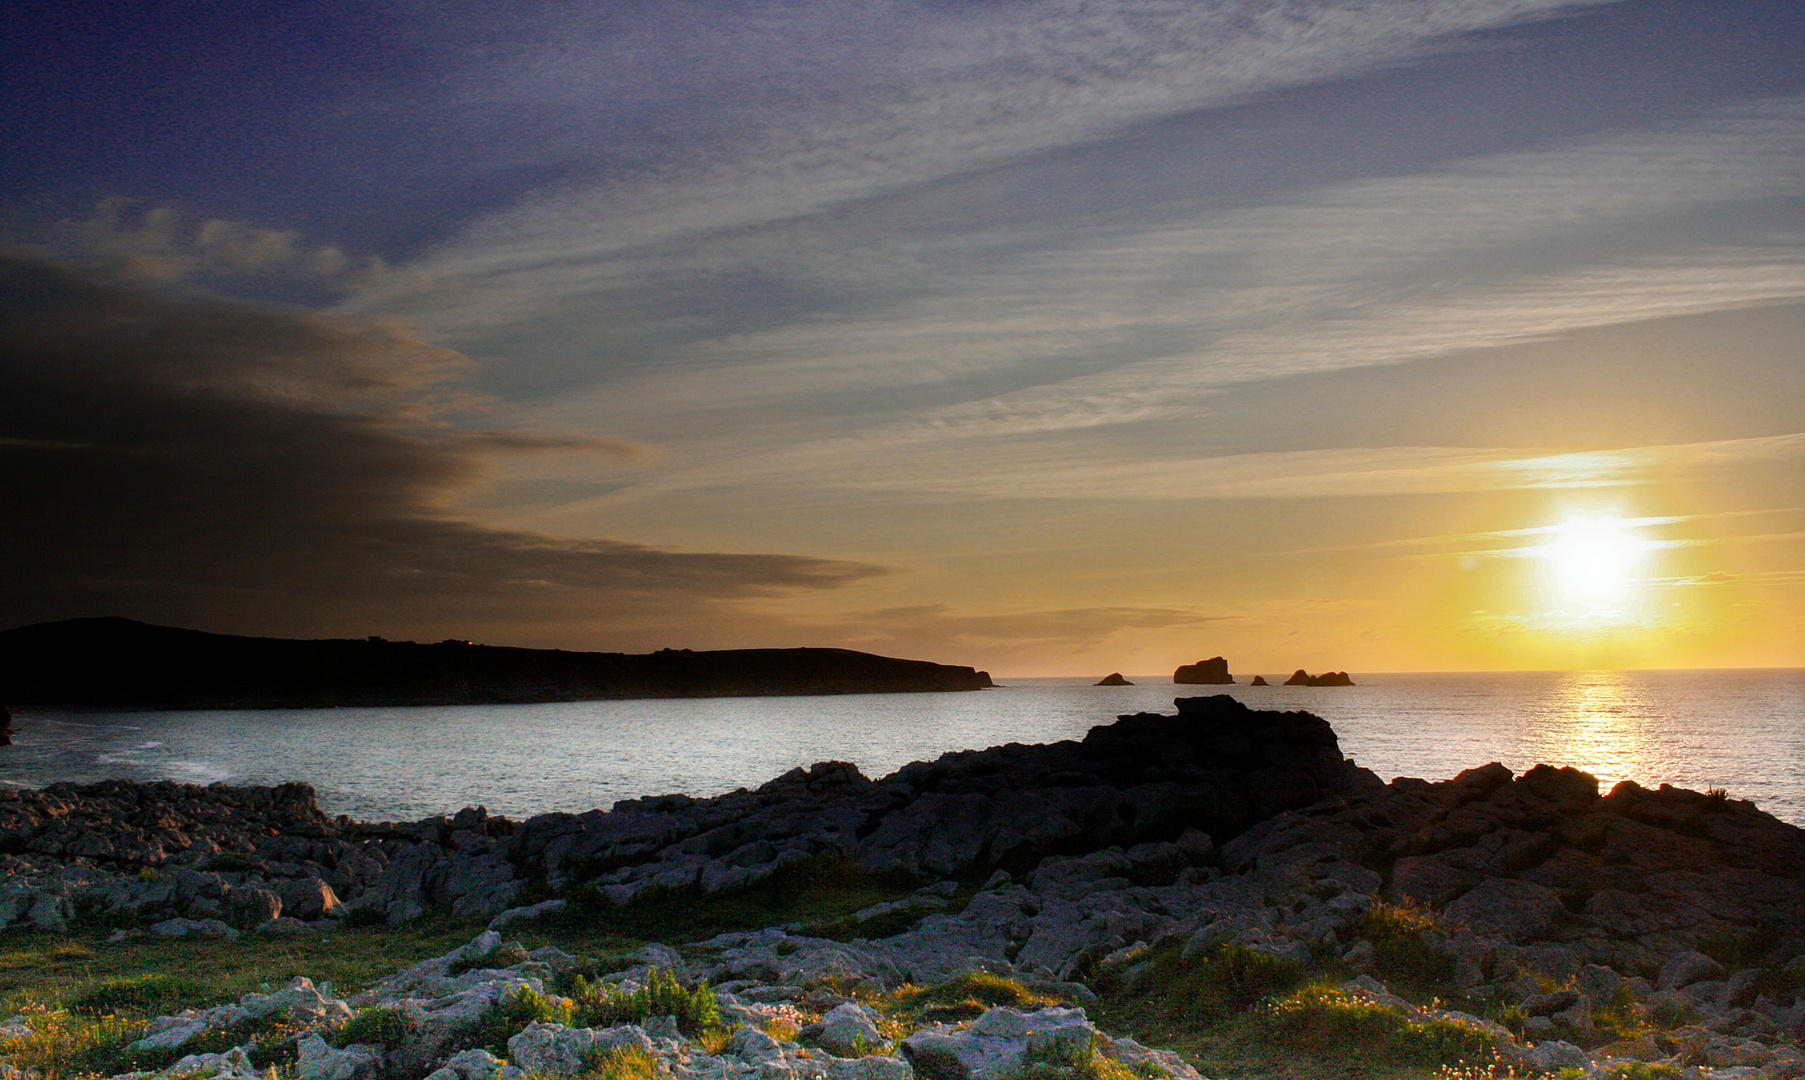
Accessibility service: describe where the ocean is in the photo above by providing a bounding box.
[4,669,1802,826]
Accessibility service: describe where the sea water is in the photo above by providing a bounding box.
[4,669,1802,826]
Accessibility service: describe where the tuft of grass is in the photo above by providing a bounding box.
[330,1005,415,1050]
[890,972,1062,1024]
[579,1044,663,1080]
[1353,902,1457,993]
[1091,941,1303,1042]
[1250,983,1499,1073]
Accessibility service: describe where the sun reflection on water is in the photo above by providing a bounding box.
[1520,671,1685,794]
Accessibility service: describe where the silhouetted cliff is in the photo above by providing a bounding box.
[0,618,994,708]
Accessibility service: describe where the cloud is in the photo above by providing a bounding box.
[0,255,885,641]
[16,200,397,300]
[362,0,1620,330]
[607,428,1805,506]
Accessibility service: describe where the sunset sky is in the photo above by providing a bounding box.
[3,0,1801,675]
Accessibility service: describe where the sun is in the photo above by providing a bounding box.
[1543,517,1645,600]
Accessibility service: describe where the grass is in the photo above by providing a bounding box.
[578,1044,664,1080]
[1354,902,1457,994]
[0,917,482,1022]
[888,971,1065,1024]
[1243,984,1500,1078]
[559,856,913,944]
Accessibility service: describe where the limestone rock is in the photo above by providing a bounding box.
[507,1022,655,1078]
[1173,658,1232,685]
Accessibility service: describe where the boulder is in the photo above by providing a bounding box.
[807,1002,890,1056]
[507,1022,655,1078]
[1173,658,1233,685]
[297,1033,384,1080]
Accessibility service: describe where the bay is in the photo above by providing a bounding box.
[4,668,1802,826]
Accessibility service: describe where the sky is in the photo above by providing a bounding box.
[2,0,1801,676]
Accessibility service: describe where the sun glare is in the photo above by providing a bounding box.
[1544,517,1645,599]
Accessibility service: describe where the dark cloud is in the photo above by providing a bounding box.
[0,255,885,643]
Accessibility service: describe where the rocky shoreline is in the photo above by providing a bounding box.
[3,696,1804,1079]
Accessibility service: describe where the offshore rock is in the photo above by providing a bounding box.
[1093,674,1131,686]
[1283,669,1353,686]
[1172,658,1232,684]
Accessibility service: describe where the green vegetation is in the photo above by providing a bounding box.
[576,1044,664,1080]
[572,968,720,1034]
[889,971,1064,1024]
[1010,1031,1168,1080]
[561,856,913,944]
[1355,902,1457,993]
[330,1006,414,1050]
[1250,985,1499,1074]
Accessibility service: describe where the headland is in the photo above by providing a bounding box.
[0,617,994,709]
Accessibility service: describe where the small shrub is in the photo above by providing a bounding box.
[574,969,718,1035]
[454,984,574,1056]
[331,1006,414,1049]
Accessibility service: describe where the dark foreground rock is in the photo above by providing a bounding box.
[0,617,994,708]
[0,696,1372,932]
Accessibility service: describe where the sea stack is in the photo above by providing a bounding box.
[1285,669,1355,686]
[1095,673,1133,686]
[1174,656,1233,684]
[1250,675,1268,686]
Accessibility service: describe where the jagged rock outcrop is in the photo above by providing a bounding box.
[1173,658,1232,685]
[0,697,1373,932]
